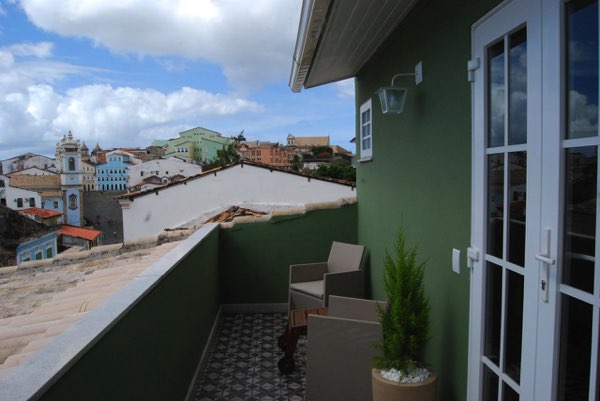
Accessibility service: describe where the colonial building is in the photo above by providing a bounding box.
[80,142,97,191]
[96,150,141,191]
[126,157,202,191]
[238,141,295,168]
[160,127,234,165]
[55,131,84,226]
[0,153,56,175]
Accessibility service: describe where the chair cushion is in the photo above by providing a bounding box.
[290,280,324,299]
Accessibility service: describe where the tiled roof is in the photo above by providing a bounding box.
[58,225,102,241]
[290,136,329,147]
[19,208,63,219]
[0,238,184,379]
[9,175,60,189]
[39,191,61,198]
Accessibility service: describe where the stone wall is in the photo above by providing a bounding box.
[82,191,125,245]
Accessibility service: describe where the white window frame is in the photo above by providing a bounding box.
[359,99,373,161]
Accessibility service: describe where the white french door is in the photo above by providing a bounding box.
[469,0,600,400]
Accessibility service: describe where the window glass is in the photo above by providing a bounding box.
[566,0,598,139]
[360,99,372,160]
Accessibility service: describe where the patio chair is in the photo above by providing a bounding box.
[305,296,386,401]
[288,241,365,312]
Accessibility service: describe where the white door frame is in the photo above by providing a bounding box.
[468,0,544,399]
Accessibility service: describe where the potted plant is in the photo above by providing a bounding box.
[372,227,437,401]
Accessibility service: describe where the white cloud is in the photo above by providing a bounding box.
[16,0,300,89]
[335,79,355,99]
[569,90,598,137]
[8,41,54,58]
[0,82,264,158]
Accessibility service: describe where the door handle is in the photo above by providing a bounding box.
[537,228,555,303]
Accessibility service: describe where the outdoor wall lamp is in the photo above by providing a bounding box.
[376,61,423,114]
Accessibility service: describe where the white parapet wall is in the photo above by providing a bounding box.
[118,163,357,241]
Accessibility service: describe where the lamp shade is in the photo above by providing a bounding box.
[377,87,408,114]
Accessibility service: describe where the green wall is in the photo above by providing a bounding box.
[355,1,500,400]
[219,204,358,304]
[39,229,220,401]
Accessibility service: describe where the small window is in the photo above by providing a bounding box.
[359,99,373,161]
[46,248,53,258]
[141,171,144,176]
[16,198,23,208]
[30,198,35,207]
[35,252,42,260]
[1,199,6,206]
[53,201,59,208]
[69,194,77,210]
[0,180,4,187]
[68,157,75,171]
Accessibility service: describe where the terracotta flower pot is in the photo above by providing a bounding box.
[372,368,438,401]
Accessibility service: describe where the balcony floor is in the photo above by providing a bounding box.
[190,313,306,401]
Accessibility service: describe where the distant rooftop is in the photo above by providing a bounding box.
[58,225,102,241]
[18,208,62,219]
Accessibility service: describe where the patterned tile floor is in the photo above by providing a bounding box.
[191,313,306,401]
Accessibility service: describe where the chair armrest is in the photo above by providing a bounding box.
[306,314,381,401]
[323,270,365,301]
[290,262,327,284]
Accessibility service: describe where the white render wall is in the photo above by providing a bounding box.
[0,179,42,210]
[1,155,56,174]
[127,158,202,187]
[120,164,356,240]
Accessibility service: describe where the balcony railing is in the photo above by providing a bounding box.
[0,203,357,401]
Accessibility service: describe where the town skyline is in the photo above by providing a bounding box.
[0,1,356,160]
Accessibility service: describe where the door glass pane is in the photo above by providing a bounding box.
[489,41,506,147]
[503,383,519,401]
[488,154,505,258]
[485,262,503,364]
[483,364,499,401]
[557,296,592,401]
[566,0,598,139]
[504,269,524,383]
[509,29,527,145]
[563,146,597,293]
[508,152,527,266]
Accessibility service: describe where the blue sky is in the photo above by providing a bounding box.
[0,0,355,160]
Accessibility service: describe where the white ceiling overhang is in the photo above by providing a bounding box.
[289,0,420,92]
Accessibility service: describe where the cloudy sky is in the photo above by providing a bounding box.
[0,0,355,160]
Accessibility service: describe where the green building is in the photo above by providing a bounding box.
[161,127,233,164]
[291,0,597,399]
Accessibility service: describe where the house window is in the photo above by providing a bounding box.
[30,198,35,207]
[0,199,5,206]
[53,201,59,208]
[16,198,23,208]
[46,248,53,258]
[69,194,77,210]
[141,171,144,176]
[68,157,75,171]
[0,180,4,187]
[35,252,42,260]
[360,99,373,161]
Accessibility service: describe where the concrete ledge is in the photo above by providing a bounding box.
[0,223,220,401]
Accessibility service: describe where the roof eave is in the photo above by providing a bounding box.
[289,0,332,93]
[289,0,420,92]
